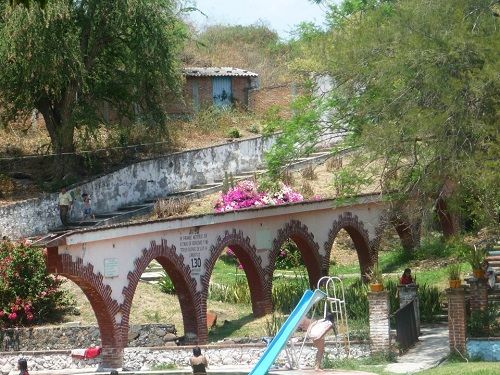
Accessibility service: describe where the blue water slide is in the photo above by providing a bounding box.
[249,288,326,375]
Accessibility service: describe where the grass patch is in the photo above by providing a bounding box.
[418,361,500,375]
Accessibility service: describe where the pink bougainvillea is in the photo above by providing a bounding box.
[214,180,304,213]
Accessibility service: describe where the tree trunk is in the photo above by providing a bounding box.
[37,97,76,180]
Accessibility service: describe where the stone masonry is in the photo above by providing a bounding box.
[446,287,467,355]
[0,324,176,352]
[368,291,391,353]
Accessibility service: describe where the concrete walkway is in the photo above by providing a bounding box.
[385,324,449,374]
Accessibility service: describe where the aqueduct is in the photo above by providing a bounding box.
[44,193,419,368]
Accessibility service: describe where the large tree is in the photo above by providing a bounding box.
[267,0,499,230]
[0,0,187,173]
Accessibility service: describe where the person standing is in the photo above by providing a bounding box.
[17,358,29,375]
[308,313,336,371]
[189,346,208,375]
[58,187,73,227]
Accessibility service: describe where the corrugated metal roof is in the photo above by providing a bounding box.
[183,67,258,77]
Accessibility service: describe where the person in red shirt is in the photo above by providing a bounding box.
[400,268,414,285]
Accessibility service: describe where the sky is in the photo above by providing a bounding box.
[187,0,330,39]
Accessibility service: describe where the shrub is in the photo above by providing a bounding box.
[0,241,74,326]
[158,272,176,294]
[214,180,303,213]
[275,240,304,270]
[272,273,309,313]
[300,181,314,199]
[467,303,500,337]
[226,128,241,139]
[343,279,369,322]
[418,284,443,323]
[264,311,285,337]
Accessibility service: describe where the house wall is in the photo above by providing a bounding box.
[248,83,299,117]
[165,76,253,115]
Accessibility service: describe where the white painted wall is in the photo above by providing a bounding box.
[0,135,277,239]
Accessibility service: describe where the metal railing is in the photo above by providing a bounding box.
[393,298,419,350]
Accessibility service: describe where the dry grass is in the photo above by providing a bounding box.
[152,197,191,219]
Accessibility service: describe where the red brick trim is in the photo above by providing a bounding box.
[323,212,373,279]
[269,220,322,288]
[202,229,272,317]
[121,239,206,344]
[56,254,123,368]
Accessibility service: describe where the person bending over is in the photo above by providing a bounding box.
[189,346,208,375]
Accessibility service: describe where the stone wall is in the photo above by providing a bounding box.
[0,342,369,373]
[0,135,278,239]
[0,324,176,352]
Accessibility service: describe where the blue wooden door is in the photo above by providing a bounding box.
[212,77,232,107]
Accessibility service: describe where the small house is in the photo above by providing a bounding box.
[166,67,259,115]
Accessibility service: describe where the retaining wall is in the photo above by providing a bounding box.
[0,135,277,239]
[0,324,177,352]
[0,342,369,373]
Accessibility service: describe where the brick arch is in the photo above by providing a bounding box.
[121,239,205,344]
[324,212,373,279]
[201,229,272,317]
[269,220,323,289]
[55,254,123,368]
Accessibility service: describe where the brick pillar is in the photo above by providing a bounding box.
[398,284,420,335]
[469,279,488,312]
[447,287,467,355]
[100,347,124,370]
[368,291,391,353]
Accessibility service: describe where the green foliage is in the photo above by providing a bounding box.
[343,279,369,322]
[275,241,304,270]
[269,0,500,226]
[368,263,383,284]
[226,128,241,139]
[271,273,309,313]
[151,362,177,370]
[264,311,285,337]
[461,245,487,270]
[0,0,187,162]
[417,284,444,323]
[158,272,176,295]
[467,303,500,337]
[0,241,75,326]
[208,277,251,305]
[447,264,461,280]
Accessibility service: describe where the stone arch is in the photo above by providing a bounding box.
[121,239,205,344]
[269,220,323,289]
[54,254,123,368]
[201,229,272,317]
[324,212,373,279]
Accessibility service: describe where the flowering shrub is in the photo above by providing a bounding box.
[214,180,303,213]
[0,241,74,327]
[275,240,304,270]
[215,180,306,271]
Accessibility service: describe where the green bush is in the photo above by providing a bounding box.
[275,240,305,270]
[226,128,241,139]
[418,284,443,323]
[0,241,74,326]
[467,303,500,337]
[272,273,309,313]
[343,279,369,322]
[208,278,251,304]
[158,272,176,294]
